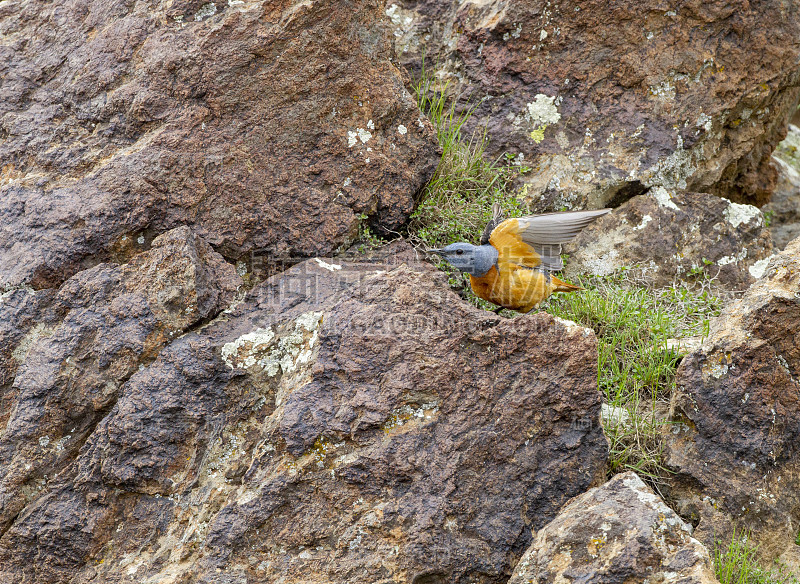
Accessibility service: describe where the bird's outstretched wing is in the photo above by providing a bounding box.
[490,209,611,271]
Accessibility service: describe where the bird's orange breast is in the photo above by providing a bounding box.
[469,264,551,312]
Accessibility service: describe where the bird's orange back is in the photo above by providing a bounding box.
[488,218,542,270]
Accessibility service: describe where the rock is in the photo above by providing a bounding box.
[664,236,800,569]
[0,226,241,537]
[0,246,608,583]
[0,286,57,430]
[508,471,719,584]
[563,188,773,291]
[663,336,704,357]
[0,0,439,289]
[389,0,800,209]
[764,125,800,250]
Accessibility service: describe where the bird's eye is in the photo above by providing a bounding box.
[456,249,464,255]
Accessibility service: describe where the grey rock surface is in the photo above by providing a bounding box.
[564,188,773,291]
[764,125,800,250]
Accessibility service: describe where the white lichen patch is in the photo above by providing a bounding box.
[221,328,276,370]
[697,113,712,132]
[383,402,439,431]
[526,94,561,127]
[235,260,248,277]
[194,2,217,20]
[651,186,680,211]
[723,200,762,228]
[314,258,342,271]
[503,22,523,41]
[749,256,772,279]
[649,80,675,101]
[717,249,747,266]
[357,128,372,143]
[633,214,652,231]
[54,436,69,453]
[522,94,561,143]
[703,352,732,379]
[583,249,620,277]
[397,124,407,135]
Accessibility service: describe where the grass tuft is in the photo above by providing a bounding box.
[714,531,799,583]
[408,63,528,251]
[408,62,529,311]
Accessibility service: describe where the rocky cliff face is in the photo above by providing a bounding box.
[3,0,800,581]
[389,0,800,210]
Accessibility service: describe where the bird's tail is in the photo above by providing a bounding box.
[551,275,583,293]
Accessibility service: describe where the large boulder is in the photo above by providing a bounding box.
[0,244,608,583]
[0,0,439,289]
[389,0,800,210]
[508,472,719,584]
[0,226,241,537]
[563,188,773,291]
[664,236,800,569]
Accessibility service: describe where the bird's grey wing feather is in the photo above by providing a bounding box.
[480,202,505,246]
[528,243,564,270]
[516,209,611,245]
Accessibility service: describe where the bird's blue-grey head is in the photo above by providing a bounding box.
[429,242,498,276]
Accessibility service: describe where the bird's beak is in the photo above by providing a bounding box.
[427,248,446,256]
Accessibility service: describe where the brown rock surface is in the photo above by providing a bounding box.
[0,0,439,290]
[0,246,608,583]
[389,0,800,209]
[563,188,773,291]
[664,236,800,569]
[508,472,719,584]
[0,226,241,540]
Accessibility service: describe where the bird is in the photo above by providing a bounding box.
[429,205,610,312]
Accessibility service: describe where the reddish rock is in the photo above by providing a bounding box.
[509,472,719,584]
[0,0,439,289]
[0,226,240,538]
[389,0,800,209]
[0,247,607,583]
[563,188,773,291]
[664,236,800,569]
